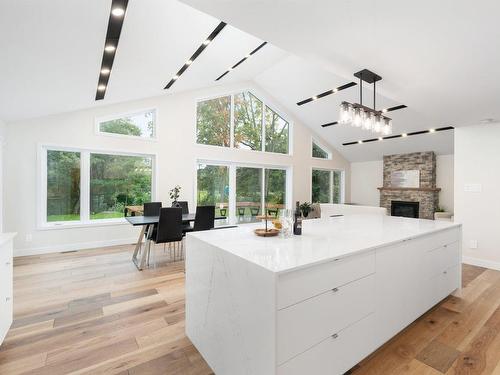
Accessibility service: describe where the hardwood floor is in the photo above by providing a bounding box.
[0,245,499,374]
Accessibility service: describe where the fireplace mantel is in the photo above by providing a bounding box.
[378,187,441,192]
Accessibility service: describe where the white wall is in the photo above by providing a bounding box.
[0,119,5,232]
[350,155,454,212]
[350,161,383,206]
[455,123,500,270]
[3,81,350,255]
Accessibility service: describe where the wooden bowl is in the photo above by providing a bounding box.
[254,228,280,237]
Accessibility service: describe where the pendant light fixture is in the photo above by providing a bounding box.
[339,69,393,135]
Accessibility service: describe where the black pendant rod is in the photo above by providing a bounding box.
[373,79,376,110]
[359,74,363,106]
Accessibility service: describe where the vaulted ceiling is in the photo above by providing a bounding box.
[2,0,498,161]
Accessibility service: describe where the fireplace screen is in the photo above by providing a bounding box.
[391,201,419,218]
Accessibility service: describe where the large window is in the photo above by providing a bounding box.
[97,109,156,139]
[42,146,154,226]
[197,162,289,224]
[90,154,152,220]
[196,96,231,147]
[312,140,331,159]
[312,169,343,204]
[197,164,229,218]
[197,91,290,155]
[47,150,81,222]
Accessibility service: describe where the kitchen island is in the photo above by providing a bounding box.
[185,215,461,375]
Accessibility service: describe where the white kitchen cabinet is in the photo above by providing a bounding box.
[0,233,15,346]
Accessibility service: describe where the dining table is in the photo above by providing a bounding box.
[126,213,226,270]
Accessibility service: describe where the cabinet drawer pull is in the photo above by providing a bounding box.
[331,333,339,339]
[443,271,447,274]
[332,287,339,293]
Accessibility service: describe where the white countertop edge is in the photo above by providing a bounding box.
[275,223,462,275]
[0,232,17,247]
[187,218,462,275]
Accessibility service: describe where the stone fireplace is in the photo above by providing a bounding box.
[379,152,440,220]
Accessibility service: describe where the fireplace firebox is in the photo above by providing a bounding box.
[391,201,419,218]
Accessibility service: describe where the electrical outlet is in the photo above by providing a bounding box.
[469,240,478,249]
[25,233,32,242]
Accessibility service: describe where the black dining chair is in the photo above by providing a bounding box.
[173,201,189,215]
[148,207,184,265]
[142,202,162,244]
[143,202,162,216]
[184,205,215,233]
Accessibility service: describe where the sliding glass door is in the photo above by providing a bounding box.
[197,162,289,224]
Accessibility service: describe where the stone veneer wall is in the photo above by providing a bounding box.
[380,152,439,220]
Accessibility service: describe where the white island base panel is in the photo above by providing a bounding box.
[186,215,461,375]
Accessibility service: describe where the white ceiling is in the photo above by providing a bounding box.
[0,0,286,122]
[3,0,496,161]
[181,0,500,160]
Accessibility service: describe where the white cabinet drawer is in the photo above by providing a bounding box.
[278,313,376,375]
[425,241,460,279]
[277,251,375,309]
[413,227,461,253]
[277,274,375,364]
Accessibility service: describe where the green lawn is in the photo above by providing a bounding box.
[47,211,123,222]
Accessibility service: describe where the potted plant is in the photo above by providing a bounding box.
[299,202,313,218]
[434,206,453,221]
[169,185,181,206]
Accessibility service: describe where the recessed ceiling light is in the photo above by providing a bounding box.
[245,54,251,58]
[228,67,233,71]
[312,96,318,100]
[402,133,408,137]
[101,68,110,75]
[97,84,106,91]
[104,45,116,52]
[429,128,436,133]
[172,75,179,80]
[381,108,388,113]
[333,88,338,93]
[203,39,211,46]
[186,60,193,65]
[111,7,125,17]
[378,137,383,141]
[358,140,363,144]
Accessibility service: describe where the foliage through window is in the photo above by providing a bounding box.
[47,150,81,222]
[197,164,229,219]
[196,91,290,154]
[90,154,152,220]
[234,92,262,151]
[312,141,331,159]
[98,109,155,139]
[44,147,154,225]
[198,162,288,224]
[312,169,343,204]
[196,96,231,147]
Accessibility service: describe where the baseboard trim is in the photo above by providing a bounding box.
[14,237,139,257]
[462,256,500,271]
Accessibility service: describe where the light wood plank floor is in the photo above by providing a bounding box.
[0,245,499,374]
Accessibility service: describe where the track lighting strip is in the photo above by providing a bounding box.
[321,121,338,128]
[382,104,408,113]
[95,0,129,101]
[342,126,454,146]
[164,22,227,89]
[215,41,267,81]
[296,82,357,106]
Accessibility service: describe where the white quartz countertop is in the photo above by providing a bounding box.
[188,215,461,274]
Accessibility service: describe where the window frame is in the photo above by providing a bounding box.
[195,89,293,156]
[310,167,345,204]
[95,108,158,141]
[38,143,157,229]
[311,137,332,160]
[194,158,292,225]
